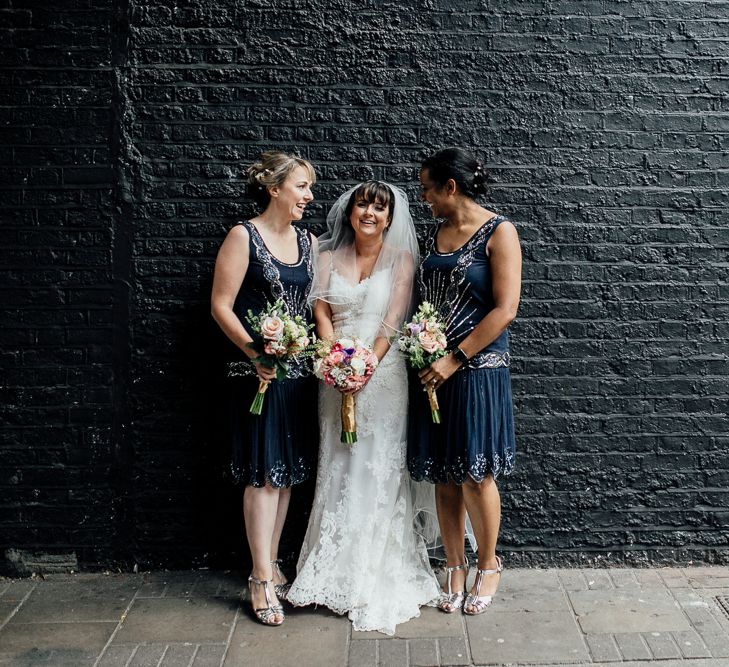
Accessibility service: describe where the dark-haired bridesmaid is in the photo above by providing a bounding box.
[407,147,522,615]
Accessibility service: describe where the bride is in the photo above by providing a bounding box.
[287,181,440,635]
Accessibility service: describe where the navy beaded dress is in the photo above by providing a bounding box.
[227,221,318,488]
[407,216,515,484]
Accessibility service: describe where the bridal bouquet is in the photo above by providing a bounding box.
[245,299,314,415]
[398,302,448,423]
[313,337,379,444]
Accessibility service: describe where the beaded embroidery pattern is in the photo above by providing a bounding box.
[418,216,510,370]
[227,221,314,380]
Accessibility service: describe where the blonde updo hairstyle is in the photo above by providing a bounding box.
[246,150,316,208]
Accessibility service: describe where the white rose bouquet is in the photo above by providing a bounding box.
[398,302,448,423]
[245,299,314,415]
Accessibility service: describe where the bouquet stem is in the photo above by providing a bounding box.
[249,380,270,415]
[340,393,357,444]
[426,384,441,424]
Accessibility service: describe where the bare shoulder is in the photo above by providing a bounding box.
[486,219,519,256]
[226,223,250,243]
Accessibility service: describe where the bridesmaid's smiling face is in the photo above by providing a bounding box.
[419,169,449,219]
[270,165,314,221]
[348,196,391,242]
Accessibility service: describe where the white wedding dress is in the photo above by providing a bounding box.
[287,269,440,635]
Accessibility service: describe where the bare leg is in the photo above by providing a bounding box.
[462,475,501,610]
[243,484,283,623]
[435,481,468,595]
[270,487,291,586]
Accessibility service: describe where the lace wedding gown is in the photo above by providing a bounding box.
[287,269,440,635]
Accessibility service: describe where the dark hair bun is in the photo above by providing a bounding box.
[421,147,489,200]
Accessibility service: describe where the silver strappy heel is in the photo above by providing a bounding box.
[248,574,284,626]
[436,558,469,613]
[270,559,291,601]
[463,555,503,615]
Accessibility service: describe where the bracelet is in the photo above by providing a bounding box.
[452,346,469,364]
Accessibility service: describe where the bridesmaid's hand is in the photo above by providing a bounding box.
[419,353,461,390]
[253,359,277,383]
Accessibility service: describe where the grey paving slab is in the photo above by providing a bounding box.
[661,568,692,588]
[613,632,651,661]
[584,633,621,662]
[224,605,349,667]
[112,597,236,644]
[438,636,470,665]
[96,644,136,667]
[159,643,197,666]
[500,568,562,593]
[699,632,729,658]
[348,639,377,666]
[466,610,589,665]
[0,620,116,658]
[556,569,588,591]
[582,569,615,591]
[377,638,407,666]
[607,569,640,589]
[0,647,98,667]
[634,569,666,587]
[127,644,168,667]
[408,638,438,666]
[0,580,36,602]
[643,630,682,659]
[673,629,712,659]
[10,578,138,623]
[685,567,729,589]
[192,644,227,667]
[570,588,691,633]
[352,604,463,639]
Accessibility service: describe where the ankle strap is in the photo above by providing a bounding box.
[248,574,274,585]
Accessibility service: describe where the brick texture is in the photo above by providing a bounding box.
[1,0,728,569]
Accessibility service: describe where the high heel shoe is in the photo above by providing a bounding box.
[463,556,503,615]
[436,558,469,613]
[248,574,284,626]
[270,559,291,601]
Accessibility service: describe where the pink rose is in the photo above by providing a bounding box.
[329,350,345,366]
[261,316,284,341]
[418,331,441,354]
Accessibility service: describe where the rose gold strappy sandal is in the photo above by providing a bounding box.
[463,555,503,615]
[436,558,469,613]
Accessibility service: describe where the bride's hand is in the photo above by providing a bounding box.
[418,353,461,391]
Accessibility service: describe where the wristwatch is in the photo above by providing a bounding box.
[452,346,469,364]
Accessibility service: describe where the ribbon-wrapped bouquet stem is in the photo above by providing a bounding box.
[398,302,448,423]
[313,337,378,444]
[245,299,314,415]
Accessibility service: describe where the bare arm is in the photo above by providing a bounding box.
[420,221,521,388]
[312,247,335,340]
[373,251,415,362]
[211,225,276,382]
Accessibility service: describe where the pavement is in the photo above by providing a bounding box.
[2,566,729,666]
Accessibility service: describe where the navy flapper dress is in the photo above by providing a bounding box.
[407,216,516,484]
[227,221,318,488]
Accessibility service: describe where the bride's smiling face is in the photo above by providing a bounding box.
[349,198,390,241]
[346,182,393,243]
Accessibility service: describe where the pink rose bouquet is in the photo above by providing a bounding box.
[398,302,448,423]
[313,337,379,444]
[245,299,314,415]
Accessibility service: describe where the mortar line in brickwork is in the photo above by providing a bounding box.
[92,585,140,667]
[219,605,241,667]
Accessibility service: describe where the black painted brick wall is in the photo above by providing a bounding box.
[2,0,728,570]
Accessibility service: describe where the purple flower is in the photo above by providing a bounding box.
[407,322,423,336]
